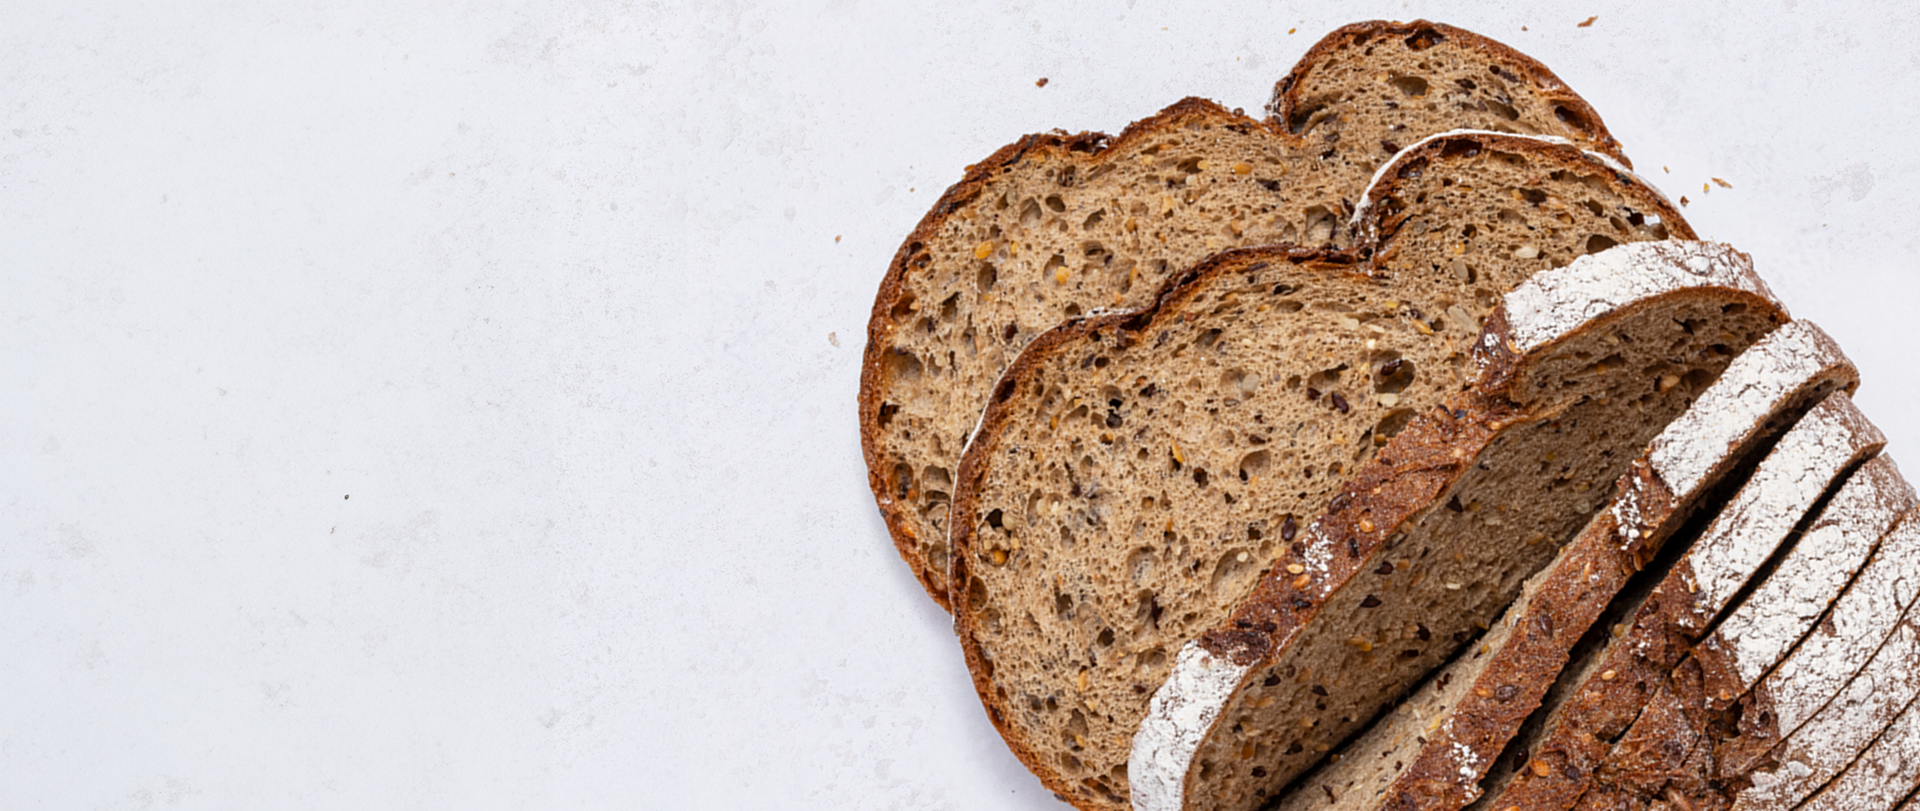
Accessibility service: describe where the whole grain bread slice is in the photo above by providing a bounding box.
[1127,242,1785,811]
[1266,319,1860,811]
[863,20,1639,609]
[1467,385,1882,811]
[947,134,1689,810]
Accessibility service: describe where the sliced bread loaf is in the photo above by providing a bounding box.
[1468,385,1882,811]
[1793,620,1920,811]
[1128,242,1785,811]
[1265,319,1859,811]
[863,20,1639,608]
[947,135,1690,810]
[1566,455,1916,811]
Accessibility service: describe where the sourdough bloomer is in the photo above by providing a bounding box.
[863,20,1634,609]
[1131,242,1787,811]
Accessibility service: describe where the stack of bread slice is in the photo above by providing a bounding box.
[860,19,1920,811]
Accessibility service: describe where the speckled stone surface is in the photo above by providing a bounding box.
[5,3,1920,808]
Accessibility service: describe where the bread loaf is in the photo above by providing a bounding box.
[862,20,1635,609]
[948,134,1687,810]
[1129,241,1785,811]
[1470,385,1881,811]
[1266,318,1860,811]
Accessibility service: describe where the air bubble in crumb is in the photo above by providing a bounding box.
[1578,16,1597,27]
[829,332,841,347]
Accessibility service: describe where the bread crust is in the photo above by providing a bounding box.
[862,20,1639,610]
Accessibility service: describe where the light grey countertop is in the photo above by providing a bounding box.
[5,2,1918,808]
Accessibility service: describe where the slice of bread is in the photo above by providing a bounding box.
[947,134,1689,810]
[862,20,1638,608]
[1468,388,1883,811]
[1265,320,1860,811]
[1128,242,1786,811]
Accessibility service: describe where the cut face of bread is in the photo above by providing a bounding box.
[1266,321,1860,811]
[947,135,1689,811]
[1793,625,1920,811]
[1130,242,1787,811]
[1469,389,1885,811]
[861,20,1640,609]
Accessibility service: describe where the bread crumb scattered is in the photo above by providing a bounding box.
[1578,16,1598,27]
[1521,25,1529,31]
[835,235,842,243]
[1663,166,1670,173]
[1036,77,1049,88]
[829,332,840,347]
[1288,27,1297,34]
[1712,177,1732,188]
[1703,182,1710,193]
[1680,196,1690,206]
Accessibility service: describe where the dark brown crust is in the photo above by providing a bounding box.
[1269,20,1627,167]
[861,20,1640,610]
[1491,383,1872,811]
[948,244,1371,811]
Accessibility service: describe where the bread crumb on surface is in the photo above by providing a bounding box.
[834,235,841,242]
[1036,77,1048,88]
[829,332,840,347]
[1680,196,1690,206]
[1578,16,1598,27]
[1712,177,1732,188]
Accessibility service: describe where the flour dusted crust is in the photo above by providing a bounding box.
[1476,384,1876,811]
[862,20,1638,610]
[1263,312,1851,811]
[1721,499,1920,775]
[1131,242,1786,811]
[1795,648,1920,811]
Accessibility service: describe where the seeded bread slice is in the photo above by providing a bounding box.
[1266,319,1858,811]
[1564,456,1916,811]
[1468,385,1882,811]
[1128,242,1785,811]
[863,20,1637,608]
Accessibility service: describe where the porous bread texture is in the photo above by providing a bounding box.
[1268,315,1854,811]
[1469,384,1878,811]
[861,19,1636,609]
[948,138,1687,811]
[1136,242,1783,811]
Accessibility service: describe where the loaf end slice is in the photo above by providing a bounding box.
[1132,241,1786,811]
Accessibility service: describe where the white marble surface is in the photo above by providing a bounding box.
[5,2,1918,808]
